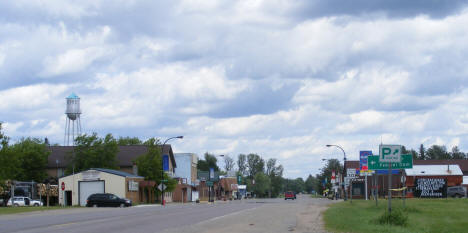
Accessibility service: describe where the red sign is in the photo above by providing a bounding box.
[61,182,65,191]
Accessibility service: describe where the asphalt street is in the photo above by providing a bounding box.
[0,195,334,233]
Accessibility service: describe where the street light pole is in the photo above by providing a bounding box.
[326,144,347,201]
[161,136,183,206]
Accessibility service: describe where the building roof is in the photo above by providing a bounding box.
[90,168,143,178]
[413,159,468,173]
[405,165,463,176]
[67,93,79,99]
[48,145,176,168]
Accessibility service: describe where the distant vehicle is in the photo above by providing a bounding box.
[86,193,132,207]
[447,186,466,198]
[7,197,43,207]
[284,191,296,200]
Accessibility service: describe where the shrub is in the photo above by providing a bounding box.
[376,209,408,226]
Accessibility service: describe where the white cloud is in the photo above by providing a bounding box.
[2,2,468,179]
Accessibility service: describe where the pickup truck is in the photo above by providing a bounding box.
[7,197,43,207]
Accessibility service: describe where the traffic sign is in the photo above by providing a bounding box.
[379,145,401,162]
[347,168,356,177]
[206,181,213,187]
[158,183,167,191]
[368,154,413,170]
[61,182,65,191]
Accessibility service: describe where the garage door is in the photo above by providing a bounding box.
[79,181,105,206]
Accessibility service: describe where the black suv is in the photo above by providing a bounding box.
[447,186,466,198]
[86,193,132,207]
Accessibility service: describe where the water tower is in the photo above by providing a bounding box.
[64,93,82,146]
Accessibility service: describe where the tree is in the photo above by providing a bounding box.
[451,146,465,159]
[419,144,426,160]
[10,138,50,182]
[237,154,247,176]
[246,153,264,179]
[223,155,235,171]
[0,123,15,187]
[305,174,317,194]
[67,133,119,174]
[316,159,343,194]
[197,152,220,171]
[252,172,270,198]
[134,138,176,201]
[117,136,142,145]
[426,145,449,159]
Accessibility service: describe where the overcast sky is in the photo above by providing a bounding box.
[2,0,468,178]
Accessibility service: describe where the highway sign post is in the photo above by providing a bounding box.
[379,145,401,162]
[368,154,413,170]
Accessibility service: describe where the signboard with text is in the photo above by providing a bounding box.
[414,178,447,198]
[368,154,413,170]
[347,168,357,177]
[379,145,401,162]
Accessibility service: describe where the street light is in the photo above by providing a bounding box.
[326,144,347,201]
[161,136,183,206]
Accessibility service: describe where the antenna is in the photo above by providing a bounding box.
[64,93,82,146]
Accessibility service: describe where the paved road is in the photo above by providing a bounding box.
[0,195,335,233]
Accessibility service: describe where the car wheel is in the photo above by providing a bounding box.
[14,204,19,207]
[120,203,125,208]
[456,194,462,198]
[33,203,39,207]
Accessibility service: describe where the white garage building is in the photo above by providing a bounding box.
[58,168,144,206]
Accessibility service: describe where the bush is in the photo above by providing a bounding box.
[376,209,408,226]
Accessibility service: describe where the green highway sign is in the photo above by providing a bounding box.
[368,154,413,170]
[206,181,214,186]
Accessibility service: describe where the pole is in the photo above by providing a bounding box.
[375,172,378,206]
[350,179,353,203]
[11,183,15,206]
[388,162,392,213]
[365,174,368,200]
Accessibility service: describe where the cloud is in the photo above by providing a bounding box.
[2,1,468,179]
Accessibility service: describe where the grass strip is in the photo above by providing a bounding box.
[324,198,468,233]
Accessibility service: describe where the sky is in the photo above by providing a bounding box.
[2,0,468,179]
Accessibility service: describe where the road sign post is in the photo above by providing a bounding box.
[388,162,392,213]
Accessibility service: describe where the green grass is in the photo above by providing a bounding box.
[0,206,79,215]
[324,198,468,233]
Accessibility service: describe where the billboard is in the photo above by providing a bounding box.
[359,151,372,171]
[414,178,447,198]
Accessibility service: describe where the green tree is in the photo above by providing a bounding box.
[316,159,343,194]
[305,174,317,194]
[252,172,270,198]
[117,136,142,145]
[237,154,247,177]
[134,138,176,201]
[10,138,50,182]
[265,158,284,197]
[0,123,16,187]
[67,133,119,174]
[246,153,264,179]
[426,145,449,159]
[197,152,220,171]
[419,144,426,160]
[223,155,235,171]
[451,146,465,159]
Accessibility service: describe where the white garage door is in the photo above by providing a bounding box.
[79,181,104,206]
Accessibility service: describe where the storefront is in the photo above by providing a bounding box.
[58,168,144,206]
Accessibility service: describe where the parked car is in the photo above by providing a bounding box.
[7,197,43,207]
[447,186,466,198]
[86,193,132,207]
[284,191,296,200]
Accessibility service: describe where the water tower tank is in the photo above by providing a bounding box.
[66,93,81,120]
